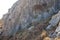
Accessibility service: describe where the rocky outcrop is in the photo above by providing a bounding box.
[2,0,60,38]
[46,11,60,38]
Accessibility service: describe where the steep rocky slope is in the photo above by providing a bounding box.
[0,0,60,40]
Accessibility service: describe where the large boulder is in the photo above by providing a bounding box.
[2,0,60,36]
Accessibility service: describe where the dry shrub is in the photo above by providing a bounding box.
[54,37,60,40]
[40,30,47,38]
[43,37,51,40]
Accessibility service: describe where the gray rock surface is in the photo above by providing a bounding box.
[46,11,60,30]
[2,0,60,36]
[46,11,60,38]
[55,22,60,37]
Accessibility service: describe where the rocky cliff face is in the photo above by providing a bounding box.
[1,0,60,40]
